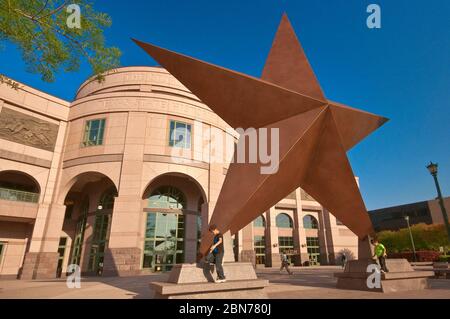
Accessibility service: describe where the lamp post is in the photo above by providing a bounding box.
[404,215,417,262]
[426,162,450,243]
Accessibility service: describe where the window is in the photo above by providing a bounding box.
[143,212,185,272]
[278,236,294,263]
[276,213,293,228]
[148,186,186,209]
[306,237,320,265]
[278,236,294,248]
[254,236,266,265]
[169,120,191,149]
[303,215,319,229]
[99,189,117,210]
[253,215,265,228]
[82,118,106,147]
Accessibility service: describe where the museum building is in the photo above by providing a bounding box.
[0,67,358,279]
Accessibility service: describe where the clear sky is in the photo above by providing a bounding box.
[1,0,449,210]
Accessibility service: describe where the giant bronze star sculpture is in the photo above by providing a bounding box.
[134,14,388,257]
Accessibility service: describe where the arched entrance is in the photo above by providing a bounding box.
[62,172,118,276]
[141,173,206,272]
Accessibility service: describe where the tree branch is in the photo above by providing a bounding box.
[10,6,93,64]
[31,0,49,19]
[36,0,70,20]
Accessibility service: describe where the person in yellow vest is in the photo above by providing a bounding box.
[372,238,389,273]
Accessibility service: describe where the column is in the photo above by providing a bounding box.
[103,112,146,276]
[321,208,335,265]
[20,122,67,279]
[266,207,280,267]
[240,222,255,265]
[292,205,302,266]
[295,188,309,265]
[316,208,329,265]
[184,213,198,263]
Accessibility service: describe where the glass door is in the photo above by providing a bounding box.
[88,214,111,275]
[306,237,321,265]
[143,212,185,272]
[70,200,89,266]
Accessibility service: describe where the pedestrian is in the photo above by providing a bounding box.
[208,224,226,283]
[279,252,293,275]
[372,238,389,273]
[341,253,347,269]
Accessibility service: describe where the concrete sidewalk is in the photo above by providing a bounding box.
[0,267,449,299]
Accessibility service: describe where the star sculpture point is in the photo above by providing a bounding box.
[133,13,388,256]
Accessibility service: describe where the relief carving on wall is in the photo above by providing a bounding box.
[0,107,58,151]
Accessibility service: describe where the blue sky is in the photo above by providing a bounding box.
[1,0,449,210]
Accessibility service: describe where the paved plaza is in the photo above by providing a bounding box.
[1,266,449,299]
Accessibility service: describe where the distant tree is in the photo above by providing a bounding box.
[337,248,355,262]
[0,0,121,86]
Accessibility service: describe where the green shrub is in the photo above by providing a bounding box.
[377,223,449,253]
[438,255,450,262]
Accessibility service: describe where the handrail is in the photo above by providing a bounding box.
[0,187,39,203]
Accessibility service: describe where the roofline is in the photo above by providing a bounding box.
[0,74,70,107]
[75,65,166,98]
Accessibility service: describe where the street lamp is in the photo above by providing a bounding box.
[404,215,417,262]
[426,162,450,243]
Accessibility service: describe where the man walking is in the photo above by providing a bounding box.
[208,224,226,283]
[341,253,347,269]
[279,252,293,275]
[372,238,389,273]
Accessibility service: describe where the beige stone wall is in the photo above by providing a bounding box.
[0,79,69,277]
[0,221,32,276]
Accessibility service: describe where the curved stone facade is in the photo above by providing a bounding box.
[0,67,358,279]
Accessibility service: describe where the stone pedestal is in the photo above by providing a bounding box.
[20,252,59,280]
[103,247,142,276]
[335,259,434,293]
[150,262,268,299]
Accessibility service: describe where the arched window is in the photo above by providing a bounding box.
[98,188,117,210]
[303,215,319,229]
[276,213,293,228]
[253,215,266,228]
[0,170,40,203]
[148,186,186,209]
